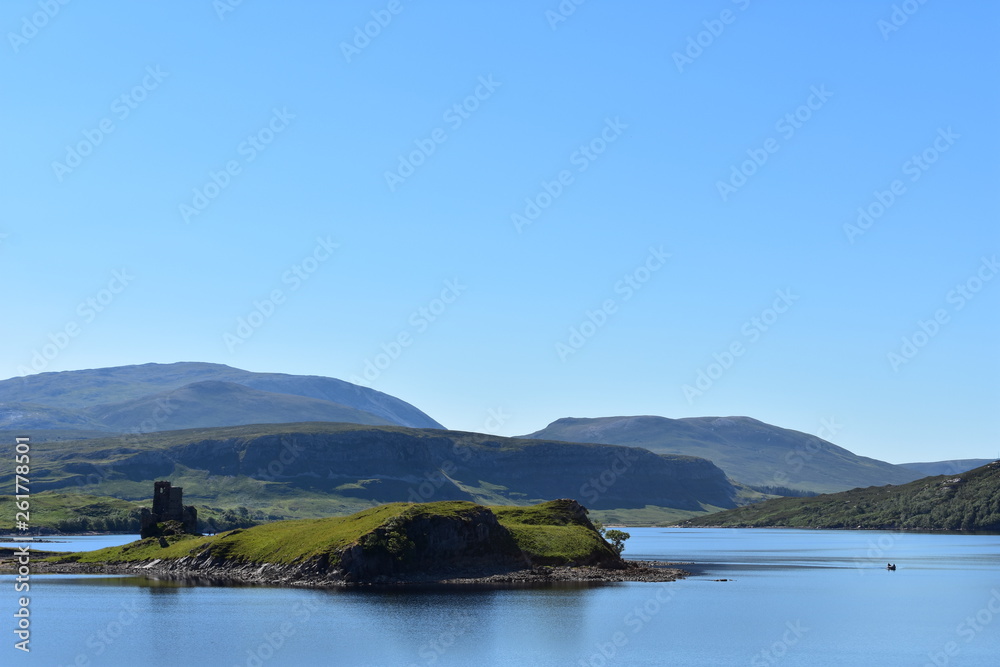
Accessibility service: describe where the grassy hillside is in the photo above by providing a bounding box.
[0,422,746,528]
[680,461,1000,531]
[64,503,407,565]
[53,499,618,569]
[0,493,143,532]
[527,415,922,494]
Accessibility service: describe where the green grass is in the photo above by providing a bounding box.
[0,493,143,532]
[588,505,723,527]
[51,499,616,568]
[62,502,411,565]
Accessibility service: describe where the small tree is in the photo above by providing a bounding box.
[604,529,630,556]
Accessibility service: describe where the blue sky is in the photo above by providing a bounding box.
[2,1,996,463]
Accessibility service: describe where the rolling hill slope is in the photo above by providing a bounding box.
[526,415,923,494]
[680,461,1000,531]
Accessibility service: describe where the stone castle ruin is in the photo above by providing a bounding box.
[140,481,198,538]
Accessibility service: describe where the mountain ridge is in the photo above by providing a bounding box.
[526,415,924,494]
[0,362,442,431]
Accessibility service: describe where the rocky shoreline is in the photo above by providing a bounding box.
[20,557,687,588]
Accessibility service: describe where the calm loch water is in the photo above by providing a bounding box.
[5,528,999,666]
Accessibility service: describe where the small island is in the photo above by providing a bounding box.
[30,498,685,586]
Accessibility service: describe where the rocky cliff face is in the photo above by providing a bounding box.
[154,427,740,510]
[19,422,742,517]
[336,506,531,582]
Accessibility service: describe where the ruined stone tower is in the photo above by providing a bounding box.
[140,481,198,538]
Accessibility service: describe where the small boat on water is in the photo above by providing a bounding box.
[887,563,896,571]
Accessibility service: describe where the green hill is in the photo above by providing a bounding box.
[0,362,442,431]
[526,415,923,494]
[49,499,624,583]
[0,422,751,529]
[679,461,1000,530]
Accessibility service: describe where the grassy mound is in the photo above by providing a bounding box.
[52,499,618,571]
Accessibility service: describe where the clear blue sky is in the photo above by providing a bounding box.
[2,1,996,463]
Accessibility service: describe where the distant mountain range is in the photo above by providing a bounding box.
[0,362,442,433]
[2,362,985,529]
[681,461,1000,531]
[900,459,994,477]
[526,416,925,494]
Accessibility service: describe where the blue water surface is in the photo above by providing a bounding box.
[4,528,999,666]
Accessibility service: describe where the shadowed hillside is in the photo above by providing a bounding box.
[0,422,749,530]
[527,415,923,494]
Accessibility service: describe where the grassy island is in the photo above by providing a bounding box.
[33,499,684,586]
